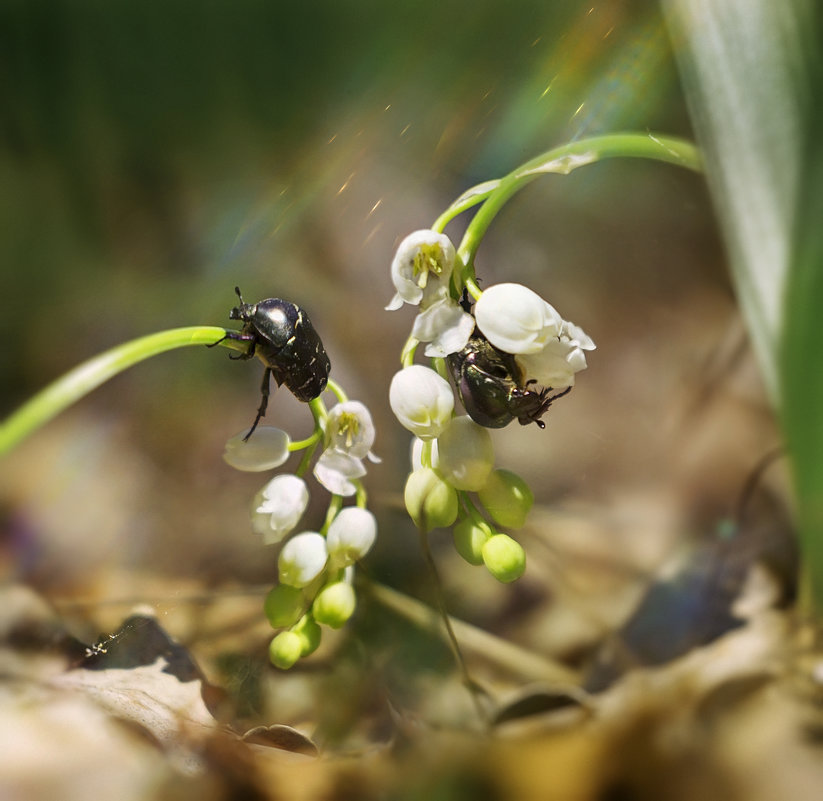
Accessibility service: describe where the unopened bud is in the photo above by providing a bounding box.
[452,518,493,565]
[269,631,303,669]
[263,583,305,629]
[292,614,322,656]
[404,467,458,531]
[312,582,357,629]
[482,534,526,583]
[477,468,533,529]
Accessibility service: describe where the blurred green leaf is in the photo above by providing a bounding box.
[663,0,821,607]
[662,0,811,401]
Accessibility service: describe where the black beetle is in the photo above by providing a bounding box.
[213,287,331,440]
[447,329,570,429]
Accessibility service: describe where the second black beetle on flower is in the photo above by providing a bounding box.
[215,287,331,440]
[447,328,570,429]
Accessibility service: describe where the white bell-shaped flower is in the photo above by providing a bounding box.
[278,532,328,588]
[411,296,475,357]
[324,401,376,459]
[389,365,454,440]
[386,230,456,310]
[252,474,310,544]
[474,283,563,354]
[326,507,377,566]
[223,427,290,472]
[436,415,495,491]
[313,449,367,496]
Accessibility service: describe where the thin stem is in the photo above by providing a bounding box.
[364,579,578,684]
[431,356,449,382]
[289,430,323,451]
[401,336,419,368]
[0,326,232,457]
[320,494,344,535]
[418,526,490,727]
[325,378,348,404]
[295,437,321,478]
[460,491,488,526]
[454,132,702,272]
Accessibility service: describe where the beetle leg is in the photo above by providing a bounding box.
[545,386,572,403]
[209,330,257,360]
[243,367,273,441]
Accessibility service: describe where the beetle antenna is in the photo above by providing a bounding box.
[234,286,244,304]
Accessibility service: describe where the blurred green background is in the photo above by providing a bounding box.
[2,0,755,609]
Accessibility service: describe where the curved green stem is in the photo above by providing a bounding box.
[364,579,578,684]
[320,494,344,535]
[325,378,348,404]
[288,429,323,451]
[446,132,701,272]
[401,336,419,368]
[354,479,368,508]
[0,326,233,457]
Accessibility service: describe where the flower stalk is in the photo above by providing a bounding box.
[0,326,236,457]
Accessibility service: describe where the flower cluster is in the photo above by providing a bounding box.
[388,230,595,583]
[223,391,378,669]
[391,366,532,582]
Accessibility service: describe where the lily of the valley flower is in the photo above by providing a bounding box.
[474,283,563,355]
[313,400,377,496]
[223,426,291,472]
[389,365,454,440]
[313,449,366,496]
[474,282,595,388]
[252,474,309,544]
[322,401,376,459]
[411,295,475,357]
[387,230,473,357]
[386,230,456,310]
[326,507,377,566]
[278,532,329,588]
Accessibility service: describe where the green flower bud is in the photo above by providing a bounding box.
[263,584,305,629]
[482,534,526,583]
[312,582,357,629]
[404,467,458,531]
[292,614,322,656]
[477,468,534,529]
[452,518,493,565]
[436,416,495,491]
[269,631,303,669]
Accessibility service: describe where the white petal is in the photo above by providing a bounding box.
[516,339,583,388]
[313,450,366,496]
[475,283,563,354]
[385,293,405,312]
[252,474,309,544]
[278,532,328,588]
[389,365,454,440]
[411,297,475,357]
[326,507,377,565]
[222,427,290,472]
[561,320,596,350]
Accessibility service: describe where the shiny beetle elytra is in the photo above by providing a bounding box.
[446,329,570,429]
[214,287,331,440]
